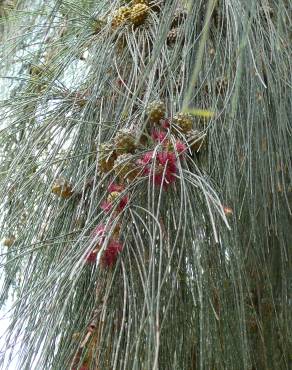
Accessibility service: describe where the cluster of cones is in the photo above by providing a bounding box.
[98,100,207,189]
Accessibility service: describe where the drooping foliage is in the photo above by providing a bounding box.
[0,0,291,369]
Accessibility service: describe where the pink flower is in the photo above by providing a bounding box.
[157,151,176,166]
[153,173,175,187]
[100,183,128,214]
[151,129,167,142]
[86,223,107,264]
[108,183,124,193]
[139,151,154,165]
[86,239,123,266]
[161,119,170,129]
[153,167,176,188]
[223,206,233,215]
[139,150,177,189]
[86,249,98,263]
[118,195,128,211]
[101,195,128,213]
[137,151,153,176]
[156,151,177,188]
[101,200,112,212]
[101,241,123,268]
[91,223,106,239]
[175,140,187,155]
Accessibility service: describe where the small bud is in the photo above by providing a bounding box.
[2,236,15,247]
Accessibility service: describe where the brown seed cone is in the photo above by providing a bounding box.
[52,178,74,198]
[114,153,140,181]
[130,4,150,26]
[146,101,166,123]
[98,143,117,173]
[173,112,193,133]
[114,129,137,155]
[111,6,131,29]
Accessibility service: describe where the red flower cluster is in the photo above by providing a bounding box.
[86,223,106,263]
[151,129,167,143]
[100,240,123,267]
[161,118,170,129]
[175,140,186,154]
[139,127,187,189]
[91,223,106,239]
[101,183,128,213]
[86,223,123,268]
[151,129,186,156]
[86,250,98,263]
[108,183,124,192]
[139,150,177,189]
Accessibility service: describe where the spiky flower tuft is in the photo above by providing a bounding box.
[101,240,123,268]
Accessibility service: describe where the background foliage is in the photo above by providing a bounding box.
[0,0,291,369]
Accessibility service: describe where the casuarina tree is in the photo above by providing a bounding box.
[0,0,291,369]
